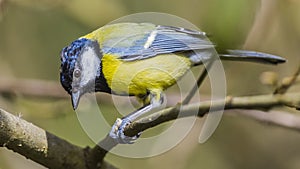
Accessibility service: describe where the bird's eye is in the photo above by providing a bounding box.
[74,69,81,78]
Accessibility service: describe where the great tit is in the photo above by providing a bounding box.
[60,22,285,143]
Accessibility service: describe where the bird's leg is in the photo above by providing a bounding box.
[109,89,164,144]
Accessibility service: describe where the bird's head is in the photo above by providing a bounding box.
[60,38,101,110]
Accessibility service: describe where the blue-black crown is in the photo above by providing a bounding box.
[60,38,89,94]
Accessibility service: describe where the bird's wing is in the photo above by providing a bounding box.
[219,50,286,64]
[99,23,214,61]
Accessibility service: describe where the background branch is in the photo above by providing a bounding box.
[0,78,68,99]
[236,110,300,132]
[243,0,279,49]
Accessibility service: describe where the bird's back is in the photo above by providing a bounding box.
[83,23,214,63]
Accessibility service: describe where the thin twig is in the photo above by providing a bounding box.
[274,66,300,94]
[181,60,214,105]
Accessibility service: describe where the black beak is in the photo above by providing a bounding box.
[71,91,81,110]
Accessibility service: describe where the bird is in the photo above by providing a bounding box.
[60,22,286,144]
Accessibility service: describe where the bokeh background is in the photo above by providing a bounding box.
[0,0,300,168]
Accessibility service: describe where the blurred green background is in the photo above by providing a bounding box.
[0,0,300,169]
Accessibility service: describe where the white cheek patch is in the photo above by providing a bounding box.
[79,46,101,87]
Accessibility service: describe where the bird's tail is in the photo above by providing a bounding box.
[219,50,286,65]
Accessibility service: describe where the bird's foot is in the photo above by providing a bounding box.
[109,118,141,144]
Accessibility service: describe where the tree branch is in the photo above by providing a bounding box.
[124,92,300,137]
[0,108,117,169]
[88,92,300,162]
[1,92,300,168]
[1,75,300,169]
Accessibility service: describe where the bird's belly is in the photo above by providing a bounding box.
[102,54,192,96]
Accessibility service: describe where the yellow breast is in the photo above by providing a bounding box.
[101,54,192,96]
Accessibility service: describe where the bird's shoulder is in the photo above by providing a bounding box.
[83,23,156,47]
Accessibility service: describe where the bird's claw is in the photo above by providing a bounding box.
[109,118,141,144]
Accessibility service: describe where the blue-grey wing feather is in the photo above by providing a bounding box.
[102,25,214,62]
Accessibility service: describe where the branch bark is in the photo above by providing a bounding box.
[1,92,300,169]
[0,108,117,169]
